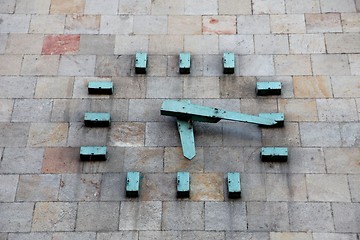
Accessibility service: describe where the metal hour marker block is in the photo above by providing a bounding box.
[227,172,241,199]
[80,146,107,161]
[126,172,141,198]
[223,52,235,74]
[177,172,190,198]
[261,147,288,162]
[88,81,113,95]
[135,52,147,74]
[179,52,191,74]
[256,82,282,96]
[258,113,285,128]
[84,112,111,127]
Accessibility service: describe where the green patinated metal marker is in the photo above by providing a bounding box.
[177,172,190,198]
[227,172,241,199]
[161,100,278,160]
[126,172,141,197]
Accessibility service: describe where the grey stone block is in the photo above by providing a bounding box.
[95,55,132,77]
[8,233,52,240]
[16,174,60,201]
[289,202,334,232]
[324,148,360,174]
[12,99,52,122]
[262,122,301,147]
[58,174,101,201]
[100,173,126,201]
[183,77,220,98]
[247,202,290,231]
[0,203,34,232]
[205,202,246,231]
[241,173,266,201]
[333,203,360,233]
[21,55,60,76]
[194,122,222,147]
[340,123,360,147]
[145,121,180,147]
[128,99,165,122]
[90,99,129,122]
[288,147,326,173]
[182,231,225,240]
[162,202,204,230]
[76,202,120,231]
[79,34,115,55]
[119,201,162,230]
[0,174,18,202]
[203,55,223,76]
[226,232,269,240]
[138,231,181,240]
[266,174,307,201]
[32,202,77,231]
[0,121,16,139]
[124,147,163,172]
[0,14,30,33]
[27,123,68,147]
[35,77,74,99]
[223,122,262,147]
[51,99,91,122]
[0,99,14,122]
[97,232,138,240]
[0,0,15,13]
[164,147,205,173]
[140,173,176,201]
[204,147,244,173]
[300,122,341,147]
[109,122,145,147]
[112,77,146,99]
[82,147,125,173]
[0,147,44,173]
[146,55,167,77]
[59,55,96,76]
[317,99,358,122]
[52,232,96,240]
[220,76,257,99]
[146,77,182,98]
[67,122,109,147]
[313,233,357,240]
[348,175,360,202]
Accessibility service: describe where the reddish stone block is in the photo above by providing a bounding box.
[42,147,81,173]
[202,16,236,35]
[42,35,80,55]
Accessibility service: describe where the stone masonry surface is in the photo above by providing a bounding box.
[0,0,360,239]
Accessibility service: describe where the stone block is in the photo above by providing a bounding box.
[21,55,60,76]
[287,148,326,173]
[0,76,36,98]
[15,0,50,13]
[168,16,201,35]
[95,55,132,77]
[118,0,151,14]
[184,35,219,54]
[119,201,162,230]
[138,231,181,240]
[1,147,44,173]
[266,174,307,201]
[184,0,218,15]
[50,0,85,14]
[29,15,65,34]
[271,14,306,33]
[82,147,125,173]
[270,232,313,240]
[0,14,30,33]
[255,34,289,54]
[313,233,357,240]
[0,123,29,147]
[349,54,360,75]
[59,55,96,76]
[28,123,68,147]
[79,35,114,54]
[183,77,220,98]
[247,202,289,231]
[205,202,246,231]
[219,0,251,14]
[137,173,175,200]
[192,122,222,147]
[151,0,184,15]
[219,35,254,54]
[342,13,360,32]
[149,36,183,55]
[6,33,43,54]
[35,77,74,98]
[0,0,15,13]
[293,76,332,98]
[109,122,145,147]
[289,202,334,232]
[312,54,350,75]
[67,122,108,147]
[275,55,312,75]
[240,173,266,201]
[324,148,360,174]
[164,147,204,173]
[76,202,119,231]
[51,99,91,122]
[42,34,80,55]
[65,15,100,34]
[0,99,14,122]
[124,147,163,172]
[168,55,203,76]
[32,202,77,231]
[226,232,269,240]
[100,15,133,34]
[162,202,204,230]
[237,15,270,34]
[52,232,96,240]
[278,99,318,121]
[253,0,285,14]
[285,0,320,13]
[16,174,60,201]
[128,99,164,122]
[42,147,81,173]
[306,174,351,202]
[0,175,18,202]
[319,0,356,12]
[317,99,358,121]
[114,35,148,54]
[190,173,224,201]
[0,55,22,75]
[203,147,243,172]
[326,33,360,53]
[100,173,126,201]
[59,174,101,201]
[333,203,360,233]
[90,99,128,122]
[223,123,262,147]
[202,16,236,35]
[289,33,325,53]
[146,77,182,98]
[0,34,7,53]
[202,55,223,76]
[238,55,275,76]
[84,0,118,14]
[305,13,342,33]
[133,15,167,35]
[8,233,52,240]
[0,203,34,232]
[98,232,138,240]
[300,122,341,147]
[262,122,301,147]
[241,99,277,114]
